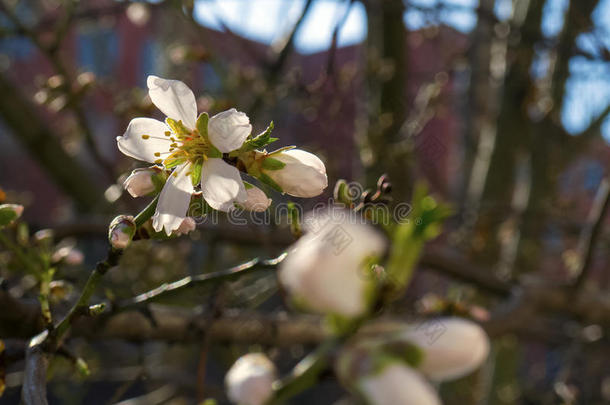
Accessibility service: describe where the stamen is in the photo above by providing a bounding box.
[141,135,150,139]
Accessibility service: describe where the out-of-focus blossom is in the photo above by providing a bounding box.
[225,353,276,405]
[400,317,490,382]
[279,209,386,317]
[359,363,441,405]
[174,217,197,236]
[0,204,24,228]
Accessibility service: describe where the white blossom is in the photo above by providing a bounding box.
[279,208,386,317]
[117,75,250,235]
[225,353,276,405]
[359,363,441,405]
[401,317,490,382]
[263,149,327,197]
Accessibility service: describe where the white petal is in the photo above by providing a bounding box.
[208,108,252,153]
[152,163,194,235]
[201,158,247,212]
[117,118,172,163]
[147,75,197,129]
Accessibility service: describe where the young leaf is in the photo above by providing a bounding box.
[241,122,277,151]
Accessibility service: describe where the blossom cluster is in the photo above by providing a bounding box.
[115,75,328,239]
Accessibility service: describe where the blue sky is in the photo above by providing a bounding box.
[194,0,610,139]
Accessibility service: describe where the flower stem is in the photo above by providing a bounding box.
[49,196,160,349]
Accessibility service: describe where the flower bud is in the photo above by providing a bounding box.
[359,363,441,405]
[279,208,386,317]
[175,217,197,236]
[400,317,489,382]
[108,215,136,249]
[242,184,271,212]
[123,167,163,197]
[0,204,24,228]
[262,149,327,197]
[225,353,276,405]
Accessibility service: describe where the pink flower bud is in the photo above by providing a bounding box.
[242,185,271,212]
[108,215,136,249]
[123,167,159,197]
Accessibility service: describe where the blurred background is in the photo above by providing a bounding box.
[1,0,610,404]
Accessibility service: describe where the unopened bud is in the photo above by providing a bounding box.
[259,149,327,197]
[49,280,73,302]
[225,353,276,405]
[108,215,136,249]
[399,318,490,382]
[33,229,54,245]
[0,204,24,228]
[242,184,271,212]
[123,167,163,197]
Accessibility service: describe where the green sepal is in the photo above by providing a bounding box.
[190,160,203,186]
[241,121,277,152]
[334,179,353,206]
[261,157,286,171]
[258,173,283,193]
[380,341,425,368]
[166,118,191,137]
[207,145,222,158]
[151,170,167,193]
[268,145,296,156]
[196,112,209,139]
[243,181,254,190]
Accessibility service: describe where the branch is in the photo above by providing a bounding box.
[22,342,49,405]
[572,178,610,287]
[115,254,286,311]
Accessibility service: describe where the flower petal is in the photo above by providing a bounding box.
[147,75,197,129]
[152,163,194,235]
[208,108,252,153]
[117,118,172,163]
[201,158,247,212]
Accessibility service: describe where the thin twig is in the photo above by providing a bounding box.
[572,178,610,288]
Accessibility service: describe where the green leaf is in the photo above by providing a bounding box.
[241,121,277,151]
[190,160,203,186]
[258,173,283,193]
[261,157,286,171]
[166,118,191,137]
[196,112,209,138]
